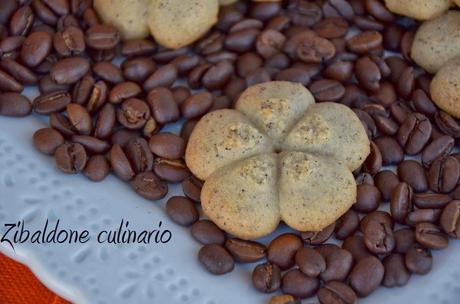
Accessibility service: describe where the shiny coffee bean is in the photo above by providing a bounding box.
[427,156,460,193]
[363,141,382,174]
[316,245,353,282]
[93,62,123,84]
[71,135,110,154]
[153,158,189,182]
[391,182,413,224]
[124,138,153,173]
[198,244,234,275]
[51,57,90,84]
[346,31,382,54]
[355,56,381,92]
[0,93,31,117]
[394,228,416,254]
[166,196,199,226]
[147,87,180,124]
[349,256,384,297]
[122,57,156,83]
[252,262,281,293]
[363,219,395,254]
[33,128,64,155]
[85,24,120,50]
[295,247,326,277]
[94,103,116,139]
[67,103,92,135]
[109,144,135,181]
[149,133,185,160]
[341,235,373,262]
[374,170,400,201]
[144,64,178,91]
[309,79,345,102]
[281,269,319,299]
[116,98,150,130]
[405,246,432,275]
[413,193,452,209]
[382,254,410,288]
[335,210,360,240]
[300,223,335,245]
[109,81,142,104]
[440,201,460,239]
[82,155,110,182]
[354,184,381,213]
[406,209,441,226]
[374,136,404,165]
[181,175,202,202]
[181,92,214,119]
[268,233,303,270]
[422,136,455,167]
[415,222,449,250]
[397,113,432,155]
[191,220,225,245]
[397,160,428,193]
[225,238,266,263]
[317,281,357,304]
[33,91,71,115]
[54,143,87,173]
[130,171,167,200]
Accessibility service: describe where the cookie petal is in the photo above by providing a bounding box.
[283,102,370,171]
[279,151,356,232]
[201,153,280,240]
[235,81,315,148]
[185,109,274,180]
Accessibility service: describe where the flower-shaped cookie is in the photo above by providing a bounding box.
[185,81,370,240]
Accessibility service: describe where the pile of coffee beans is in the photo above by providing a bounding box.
[1,0,460,303]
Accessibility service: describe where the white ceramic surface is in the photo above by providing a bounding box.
[1,89,460,304]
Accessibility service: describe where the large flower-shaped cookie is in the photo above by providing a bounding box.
[185,81,370,240]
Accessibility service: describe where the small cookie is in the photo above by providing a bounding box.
[283,102,370,171]
[384,0,451,20]
[279,151,356,232]
[201,153,280,240]
[235,81,315,149]
[430,56,460,118]
[411,11,460,74]
[185,109,274,180]
[148,0,219,49]
[94,0,150,40]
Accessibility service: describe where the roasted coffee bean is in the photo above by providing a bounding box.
[281,269,319,299]
[371,82,396,107]
[124,138,153,173]
[54,143,87,173]
[356,172,374,185]
[360,211,393,232]
[396,66,415,99]
[198,244,234,275]
[374,136,404,165]
[153,158,189,182]
[33,91,71,115]
[300,223,335,245]
[152,48,186,64]
[145,87,180,125]
[85,24,120,50]
[0,93,31,117]
[391,182,413,224]
[54,26,85,56]
[347,31,382,54]
[363,219,395,254]
[217,5,244,31]
[109,81,141,104]
[323,0,355,20]
[415,222,449,250]
[225,28,260,53]
[349,256,384,297]
[93,62,123,84]
[0,59,36,85]
[413,193,452,209]
[39,74,69,94]
[0,0,18,25]
[121,39,156,57]
[67,103,92,135]
[324,60,354,82]
[268,233,303,270]
[412,89,437,117]
[285,1,322,26]
[309,79,345,102]
[166,196,199,226]
[382,254,410,288]
[422,136,455,167]
[252,262,281,293]
[0,70,23,92]
[82,155,109,182]
[428,156,460,193]
[196,32,224,55]
[440,200,460,239]
[354,184,381,213]
[149,133,185,160]
[397,160,428,193]
[365,0,394,22]
[434,111,460,138]
[316,245,353,282]
[187,63,211,89]
[10,5,34,36]
[225,238,266,263]
[250,1,281,21]
[109,144,135,181]
[275,68,311,86]
[172,86,191,106]
[181,92,213,119]
[355,56,381,92]
[313,17,348,39]
[171,55,200,75]
[49,112,76,136]
[51,57,90,84]
[335,210,359,240]
[71,135,110,154]
[182,175,202,202]
[268,295,300,304]
[342,235,373,262]
[256,29,286,59]
[405,246,432,274]
[116,98,150,130]
[374,170,400,201]
[72,75,94,105]
[122,57,156,83]
[295,247,326,277]
[206,51,237,65]
[407,209,441,226]
[390,101,412,125]
[190,220,225,247]
[296,35,336,64]
[201,60,233,91]
[94,103,115,139]
[33,128,64,155]
[236,52,263,77]
[224,78,246,102]
[144,64,177,91]
[374,115,398,135]
[130,171,167,200]
[317,281,357,304]
[397,113,432,155]
[245,67,271,86]
[394,228,415,254]
[363,141,382,174]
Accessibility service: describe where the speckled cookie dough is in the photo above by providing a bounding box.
[411,10,460,74]
[430,56,460,118]
[148,0,219,49]
[384,0,451,20]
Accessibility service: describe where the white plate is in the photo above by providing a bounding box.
[0,88,460,304]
